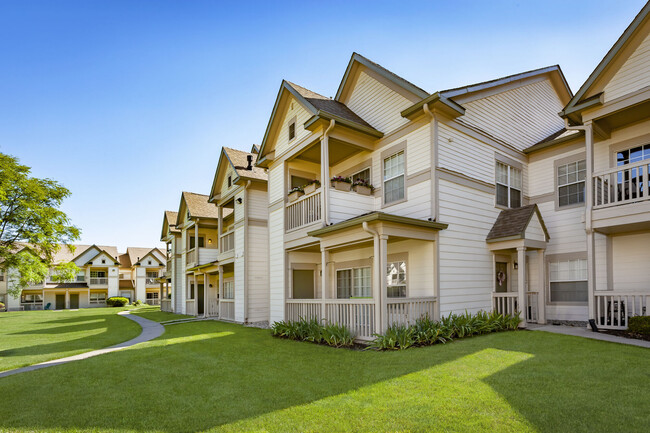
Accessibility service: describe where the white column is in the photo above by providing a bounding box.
[218,265,224,318]
[584,121,596,323]
[538,250,546,324]
[320,135,330,226]
[218,206,223,250]
[517,246,527,328]
[321,249,329,321]
[379,234,388,332]
[194,219,199,265]
[65,290,70,310]
[372,234,381,334]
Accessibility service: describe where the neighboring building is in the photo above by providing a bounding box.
[207,146,269,325]
[159,210,180,313]
[1,244,165,311]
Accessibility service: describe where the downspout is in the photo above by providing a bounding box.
[243,180,251,323]
[565,118,596,323]
[423,103,441,320]
[362,222,382,334]
[321,119,335,226]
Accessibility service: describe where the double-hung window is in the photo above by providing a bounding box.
[384,151,405,204]
[496,162,522,208]
[386,261,406,298]
[189,237,205,249]
[336,267,371,299]
[557,160,586,207]
[90,293,106,304]
[616,144,650,200]
[549,259,588,303]
[351,168,371,183]
[223,281,234,299]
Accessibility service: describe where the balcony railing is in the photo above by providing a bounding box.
[220,231,234,253]
[186,299,196,316]
[492,292,518,316]
[186,249,196,266]
[594,160,650,208]
[595,291,650,330]
[161,299,172,312]
[145,278,159,285]
[89,278,108,285]
[386,297,437,326]
[220,299,235,320]
[145,298,160,306]
[286,190,321,231]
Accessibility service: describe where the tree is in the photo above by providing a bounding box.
[0,153,81,296]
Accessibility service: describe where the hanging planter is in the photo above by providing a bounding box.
[330,176,352,192]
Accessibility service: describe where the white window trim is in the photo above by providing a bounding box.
[336,266,372,299]
[548,256,588,305]
[495,161,522,209]
[382,146,407,207]
[386,260,407,298]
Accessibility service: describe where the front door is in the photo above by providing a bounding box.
[292,269,315,299]
[197,284,205,315]
[495,262,509,293]
[69,294,79,309]
[55,294,65,310]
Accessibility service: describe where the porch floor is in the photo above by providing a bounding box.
[528,324,650,349]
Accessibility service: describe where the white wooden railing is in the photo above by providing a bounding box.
[161,299,172,312]
[145,278,158,285]
[594,160,650,208]
[220,299,235,320]
[386,297,436,326]
[326,299,376,339]
[492,292,519,316]
[595,292,650,330]
[145,298,160,306]
[286,190,321,231]
[186,249,196,266]
[220,231,235,253]
[186,299,196,316]
[207,298,219,317]
[89,278,108,285]
[286,299,322,322]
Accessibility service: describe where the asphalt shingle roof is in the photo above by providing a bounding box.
[486,205,547,241]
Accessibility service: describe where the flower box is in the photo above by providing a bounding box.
[331,181,352,192]
[353,185,372,196]
[304,181,320,195]
[288,190,304,202]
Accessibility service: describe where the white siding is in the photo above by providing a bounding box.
[460,79,565,150]
[438,179,499,315]
[438,123,495,184]
[329,189,374,225]
[268,162,284,204]
[268,209,285,323]
[73,247,100,266]
[612,232,650,291]
[529,146,585,197]
[537,202,586,255]
[345,71,411,133]
[234,190,245,223]
[275,95,312,157]
[525,214,546,242]
[234,226,245,322]
[604,32,650,102]
[248,189,268,220]
[247,224,269,322]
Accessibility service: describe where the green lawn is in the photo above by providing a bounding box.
[0,307,141,372]
[0,320,649,432]
[128,305,193,322]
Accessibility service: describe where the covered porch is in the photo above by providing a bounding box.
[185,263,220,318]
[286,212,446,340]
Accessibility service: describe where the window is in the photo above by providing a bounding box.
[384,151,405,204]
[557,160,586,207]
[549,259,588,303]
[386,261,406,298]
[90,271,106,278]
[288,121,296,140]
[290,175,311,190]
[146,271,158,278]
[101,259,106,264]
[21,294,43,303]
[351,168,371,183]
[228,176,232,188]
[189,236,205,249]
[336,267,371,299]
[496,162,522,208]
[148,260,152,265]
[616,144,650,199]
[223,281,234,299]
[90,292,106,304]
[146,292,159,299]
[119,273,127,280]
[76,272,85,282]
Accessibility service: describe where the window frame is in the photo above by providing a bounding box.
[554,152,587,211]
[336,266,372,299]
[223,280,235,300]
[386,260,407,298]
[381,143,407,207]
[547,253,588,305]
[351,167,371,183]
[288,116,297,142]
[495,161,522,209]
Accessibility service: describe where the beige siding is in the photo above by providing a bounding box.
[275,96,312,157]
[268,162,284,204]
[604,32,650,102]
[525,214,546,242]
[612,232,650,291]
[248,189,268,220]
[234,226,245,321]
[330,189,374,225]
[247,224,269,322]
[460,78,565,150]
[593,118,650,173]
[268,209,285,323]
[345,71,411,133]
[234,190,245,223]
[220,166,237,198]
[438,123,495,184]
[529,146,585,197]
[537,201,586,255]
[438,179,499,315]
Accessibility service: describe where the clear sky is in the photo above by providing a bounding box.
[0,0,646,251]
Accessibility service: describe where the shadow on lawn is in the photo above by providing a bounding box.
[0,323,648,433]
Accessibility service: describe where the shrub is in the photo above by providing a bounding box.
[0,302,5,311]
[106,297,129,307]
[370,324,416,350]
[628,316,650,335]
[271,317,355,348]
[132,300,145,307]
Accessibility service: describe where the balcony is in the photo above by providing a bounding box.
[186,247,220,268]
[286,190,321,231]
[592,160,650,232]
[220,230,235,253]
[145,278,159,285]
[89,278,108,285]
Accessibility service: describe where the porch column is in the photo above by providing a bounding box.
[538,250,546,324]
[321,248,329,321]
[65,290,70,309]
[373,233,382,334]
[194,219,200,264]
[379,234,388,332]
[517,246,527,328]
[584,121,596,323]
[320,125,331,227]
[218,265,224,318]
[218,206,223,249]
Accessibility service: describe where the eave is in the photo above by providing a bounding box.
[401,93,466,120]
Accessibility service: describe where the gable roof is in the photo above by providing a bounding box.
[486,205,549,242]
[257,80,381,164]
[71,244,119,264]
[335,52,429,102]
[180,191,219,220]
[165,211,179,231]
[84,249,120,266]
[524,128,584,154]
[561,1,650,122]
[209,146,267,202]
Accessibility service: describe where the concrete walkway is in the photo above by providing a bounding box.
[0,310,165,379]
[529,324,650,348]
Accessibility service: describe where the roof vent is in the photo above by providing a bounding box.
[246,155,253,170]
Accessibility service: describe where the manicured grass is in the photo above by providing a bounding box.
[0,321,649,432]
[128,305,192,322]
[0,307,141,372]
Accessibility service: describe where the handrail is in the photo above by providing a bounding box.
[593,159,649,177]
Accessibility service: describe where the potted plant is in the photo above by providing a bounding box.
[288,186,304,202]
[303,179,321,195]
[352,179,374,196]
[330,176,352,192]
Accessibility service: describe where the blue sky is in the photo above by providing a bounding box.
[0,0,646,251]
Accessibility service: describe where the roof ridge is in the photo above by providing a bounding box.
[351,52,428,96]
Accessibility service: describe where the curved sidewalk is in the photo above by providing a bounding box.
[0,310,165,379]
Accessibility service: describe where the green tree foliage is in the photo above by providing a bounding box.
[0,153,80,295]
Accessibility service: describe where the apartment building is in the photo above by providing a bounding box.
[1,244,165,311]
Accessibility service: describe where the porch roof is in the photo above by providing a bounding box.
[43,283,89,289]
[307,211,448,237]
[486,204,549,242]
